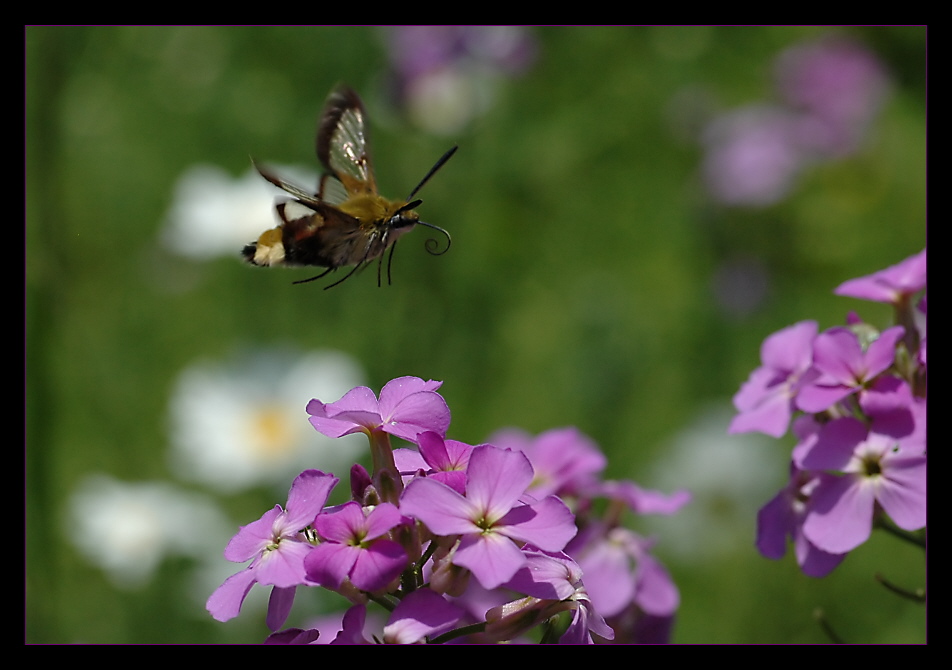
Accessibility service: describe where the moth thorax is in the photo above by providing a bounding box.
[251,227,286,266]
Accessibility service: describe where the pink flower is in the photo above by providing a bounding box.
[729,320,818,437]
[382,588,465,644]
[834,249,926,305]
[488,427,607,499]
[206,470,338,628]
[400,445,577,589]
[306,376,450,443]
[304,501,408,593]
[756,464,847,578]
[393,430,475,495]
[796,325,904,413]
[797,417,926,554]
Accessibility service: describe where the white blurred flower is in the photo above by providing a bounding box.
[643,405,786,561]
[168,348,365,493]
[66,475,229,588]
[160,163,318,260]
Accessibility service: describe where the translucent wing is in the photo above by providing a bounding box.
[316,87,377,196]
[317,172,350,206]
[252,160,323,209]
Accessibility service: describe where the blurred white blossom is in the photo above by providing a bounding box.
[168,348,365,493]
[644,406,785,561]
[160,163,317,260]
[66,475,229,588]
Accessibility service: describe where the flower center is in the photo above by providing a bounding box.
[249,405,296,456]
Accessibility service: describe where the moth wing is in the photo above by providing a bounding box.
[317,172,350,205]
[253,160,324,210]
[316,87,377,197]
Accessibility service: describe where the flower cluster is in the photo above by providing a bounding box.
[379,26,536,135]
[700,35,890,207]
[207,377,688,643]
[729,249,926,576]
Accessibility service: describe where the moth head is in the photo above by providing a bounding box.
[391,199,451,256]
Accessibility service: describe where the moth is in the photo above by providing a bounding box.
[243,86,457,289]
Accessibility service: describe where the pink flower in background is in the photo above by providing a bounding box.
[701,105,807,207]
[488,426,607,499]
[775,36,891,156]
[698,35,891,207]
[381,26,537,135]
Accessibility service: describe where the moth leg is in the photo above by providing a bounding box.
[292,267,335,285]
[323,262,364,290]
[385,241,399,286]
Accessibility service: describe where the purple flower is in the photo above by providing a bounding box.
[400,444,578,589]
[729,320,818,437]
[393,430,474,495]
[756,463,847,578]
[382,588,465,644]
[329,604,373,645]
[304,501,408,593]
[488,427,607,499]
[264,627,321,645]
[567,523,679,622]
[492,550,614,644]
[595,480,692,516]
[306,376,450,443]
[701,105,807,207]
[381,27,538,135]
[206,470,337,627]
[796,325,904,413]
[834,249,927,305]
[326,589,465,644]
[797,417,926,554]
[774,36,891,157]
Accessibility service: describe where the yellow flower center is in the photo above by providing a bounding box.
[249,405,296,456]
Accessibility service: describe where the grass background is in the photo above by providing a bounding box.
[26,26,926,643]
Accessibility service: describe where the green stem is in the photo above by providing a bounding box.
[875,573,926,603]
[429,621,487,644]
[367,428,403,504]
[875,517,926,549]
[813,608,846,644]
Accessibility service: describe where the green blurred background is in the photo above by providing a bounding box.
[26,26,926,643]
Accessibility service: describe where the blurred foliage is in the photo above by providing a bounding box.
[26,26,926,643]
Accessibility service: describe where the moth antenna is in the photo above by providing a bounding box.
[406,145,458,201]
[418,221,452,256]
